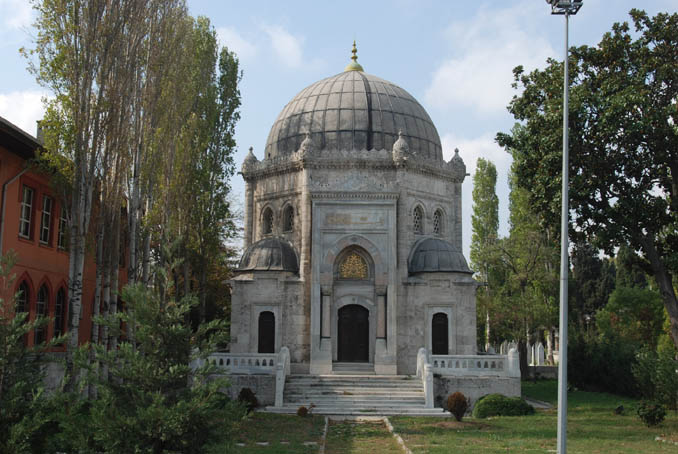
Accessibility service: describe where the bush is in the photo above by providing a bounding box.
[446,392,469,421]
[632,347,678,411]
[238,388,259,413]
[471,394,535,419]
[297,406,308,417]
[568,331,639,397]
[637,401,666,427]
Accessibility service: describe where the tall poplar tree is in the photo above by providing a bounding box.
[470,158,500,348]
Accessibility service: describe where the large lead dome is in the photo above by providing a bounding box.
[264,62,443,162]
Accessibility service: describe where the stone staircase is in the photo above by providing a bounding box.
[265,374,447,416]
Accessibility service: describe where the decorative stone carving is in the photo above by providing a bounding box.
[297,133,314,159]
[392,130,410,164]
[242,146,259,172]
[339,252,368,279]
[447,148,466,180]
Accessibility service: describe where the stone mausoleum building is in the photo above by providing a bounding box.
[219,44,520,414]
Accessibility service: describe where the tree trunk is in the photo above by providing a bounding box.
[640,234,678,349]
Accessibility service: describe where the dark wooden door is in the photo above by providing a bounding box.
[258,311,275,353]
[432,312,449,355]
[338,304,369,362]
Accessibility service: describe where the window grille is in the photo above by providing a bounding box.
[283,206,294,232]
[262,208,273,234]
[433,209,443,235]
[413,206,423,234]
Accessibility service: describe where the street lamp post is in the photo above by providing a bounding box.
[545,1,582,453]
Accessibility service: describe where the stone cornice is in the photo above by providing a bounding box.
[311,192,399,200]
[240,150,466,183]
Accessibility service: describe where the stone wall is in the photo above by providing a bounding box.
[229,275,307,371]
[226,374,276,406]
[433,376,521,409]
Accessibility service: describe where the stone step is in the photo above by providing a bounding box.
[285,396,425,403]
[286,383,423,390]
[287,388,422,395]
[265,406,447,416]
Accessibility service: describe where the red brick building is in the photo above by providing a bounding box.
[0,115,119,348]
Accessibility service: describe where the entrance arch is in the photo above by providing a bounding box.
[338,304,369,362]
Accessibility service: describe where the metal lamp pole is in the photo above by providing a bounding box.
[545,1,582,453]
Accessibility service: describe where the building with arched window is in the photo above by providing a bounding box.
[228,45,519,411]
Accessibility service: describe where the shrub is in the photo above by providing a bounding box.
[637,401,666,427]
[238,388,259,413]
[568,331,639,397]
[297,406,308,417]
[632,347,678,411]
[446,392,469,421]
[471,394,535,419]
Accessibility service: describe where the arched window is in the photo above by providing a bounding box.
[433,209,443,235]
[258,311,275,353]
[35,285,48,344]
[283,205,294,232]
[16,281,28,314]
[432,312,449,355]
[54,288,66,337]
[413,206,423,234]
[262,207,273,235]
[339,252,369,280]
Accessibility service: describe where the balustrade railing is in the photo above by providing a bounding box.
[430,350,520,378]
[206,352,277,374]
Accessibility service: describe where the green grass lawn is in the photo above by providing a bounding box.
[390,380,678,454]
[324,420,403,453]
[225,412,326,454]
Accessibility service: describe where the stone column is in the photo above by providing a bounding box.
[376,291,386,339]
[321,286,332,339]
[243,179,254,248]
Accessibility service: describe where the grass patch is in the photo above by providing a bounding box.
[226,412,325,454]
[391,381,678,454]
[324,420,402,454]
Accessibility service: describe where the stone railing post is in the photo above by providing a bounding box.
[275,347,290,407]
[508,347,521,378]
[424,363,434,408]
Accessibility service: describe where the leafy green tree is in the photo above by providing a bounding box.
[497,9,678,348]
[571,242,615,328]
[597,286,665,349]
[615,245,649,289]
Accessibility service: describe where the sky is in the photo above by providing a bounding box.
[0,0,675,259]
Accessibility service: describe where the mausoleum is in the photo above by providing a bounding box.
[216,44,520,414]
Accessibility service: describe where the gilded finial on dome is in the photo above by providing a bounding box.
[344,40,364,72]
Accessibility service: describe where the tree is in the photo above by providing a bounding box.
[497,9,678,348]
[571,242,615,328]
[470,158,500,349]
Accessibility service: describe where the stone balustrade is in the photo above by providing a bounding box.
[430,350,521,378]
[207,352,277,374]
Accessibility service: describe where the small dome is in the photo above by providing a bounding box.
[408,238,472,274]
[239,237,299,274]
